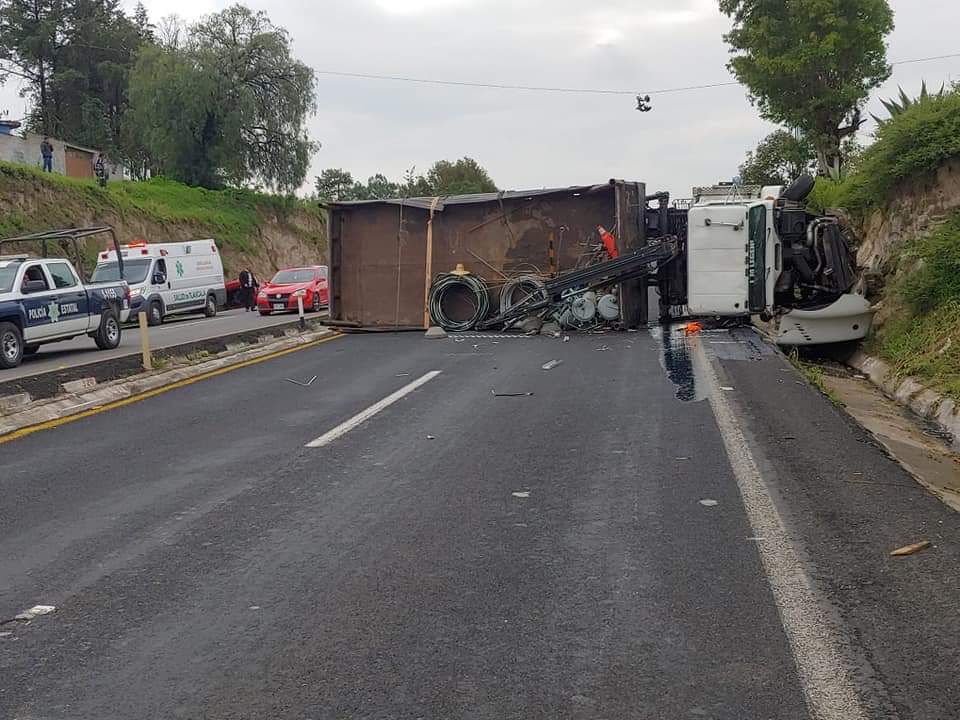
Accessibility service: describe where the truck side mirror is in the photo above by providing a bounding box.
[22,279,47,294]
[153,272,166,285]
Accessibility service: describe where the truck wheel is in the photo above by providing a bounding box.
[147,300,163,326]
[94,311,122,350]
[0,321,24,369]
[24,344,40,356]
[204,294,218,318]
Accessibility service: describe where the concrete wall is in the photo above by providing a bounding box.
[0,131,126,180]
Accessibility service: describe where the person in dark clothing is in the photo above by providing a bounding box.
[40,137,54,172]
[239,269,259,311]
[94,153,107,187]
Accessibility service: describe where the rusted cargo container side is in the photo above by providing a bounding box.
[432,188,614,283]
[329,183,637,328]
[331,203,430,328]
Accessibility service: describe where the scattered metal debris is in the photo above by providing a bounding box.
[7,605,57,623]
[286,375,317,387]
[595,345,610,352]
[541,359,563,371]
[890,540,931,557]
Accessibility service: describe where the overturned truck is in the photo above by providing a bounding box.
[326,176,871,345]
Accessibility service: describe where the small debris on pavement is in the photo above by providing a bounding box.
[12,605,56,621]
[563,335,570,343]
[512,491,530,498]
[426,435,436,440]
[719,386,735,391]
[396,373,410,377]
[699,499,718,507]
[491,390,534,397]
[675,456,690,461]
[0,631,13,638]
[684,321,704,335]
[540,322,562,337]
[249,606,261,611]
[890,540,932,557]
[541,359,563,371]
[286,375,317,387]
[595,345,610,352]
[424,326,448,339]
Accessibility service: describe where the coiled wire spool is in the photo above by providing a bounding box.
[499,275,548,315]
[428,273,490,331]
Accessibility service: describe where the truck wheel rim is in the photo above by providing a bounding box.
[106,318,119,342]
[2,331,19,360]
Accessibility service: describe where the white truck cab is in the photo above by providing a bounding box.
[682,180,873,345]
[93,240,226,326]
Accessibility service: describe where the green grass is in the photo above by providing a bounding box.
[867,211,960,401]
[787,351,847,407]
[0,161,323,252]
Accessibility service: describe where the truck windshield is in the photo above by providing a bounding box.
[272,269,315,284]
[91,258,152,284]
[0,262,21,293]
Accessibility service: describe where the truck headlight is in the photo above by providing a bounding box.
[129,287,142,298]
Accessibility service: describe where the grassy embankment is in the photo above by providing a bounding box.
[809,90,960,400]
[0,161,322,255]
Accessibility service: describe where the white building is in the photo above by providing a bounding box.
[0,120,127,181]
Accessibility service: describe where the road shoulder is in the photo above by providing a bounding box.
[712,336,960,719]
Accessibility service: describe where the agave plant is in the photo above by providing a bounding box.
[871,81,946,125]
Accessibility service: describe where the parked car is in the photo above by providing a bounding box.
[92,240,226,326]
[0,256,129,369]
[257,266,328,315]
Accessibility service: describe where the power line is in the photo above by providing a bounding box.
[315,51,960,97]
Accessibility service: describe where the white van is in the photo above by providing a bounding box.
[92,240,226,325]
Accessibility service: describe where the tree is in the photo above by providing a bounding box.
[423,157,496,195]
[0,0,66,134]
[719,0,894,179]
[739,130,816,186]
[127,4,316,190]
[315,168,356,201]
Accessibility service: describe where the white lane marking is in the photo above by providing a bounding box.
[696,340,869,720]
[306,371,442,448]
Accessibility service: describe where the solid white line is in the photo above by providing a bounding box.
[696,340,869,720]
[306,371,442,448]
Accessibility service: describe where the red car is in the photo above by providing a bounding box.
[257,266,329,315]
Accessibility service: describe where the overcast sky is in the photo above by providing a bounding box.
[2,0,957,198]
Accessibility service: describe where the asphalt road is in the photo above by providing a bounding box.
[4,306,318,381]
[1,328,958,719]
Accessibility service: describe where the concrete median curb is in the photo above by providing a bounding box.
[0,317,327,403]
[847,349,960,452]
[0,327,337,441]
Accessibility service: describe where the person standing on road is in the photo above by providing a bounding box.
[40,137,54,173]
[239,269,259,311]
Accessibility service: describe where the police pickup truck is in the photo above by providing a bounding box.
[0,255,130,369]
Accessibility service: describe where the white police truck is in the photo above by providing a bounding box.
[0,255,130,369]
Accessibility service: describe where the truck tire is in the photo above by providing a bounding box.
[0,321,24,369]
[782,174,815,202]
[203,294,218,318]
[147,299,163,326]
[94,311,122,350]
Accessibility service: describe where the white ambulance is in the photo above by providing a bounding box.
[92,240,226,326]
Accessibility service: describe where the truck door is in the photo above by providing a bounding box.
[19,263,65,341]
[44,261,90,335]
[747,204,768,313]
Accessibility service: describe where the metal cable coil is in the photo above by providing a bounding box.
[428,273,490,331]
[499,275,547,315]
